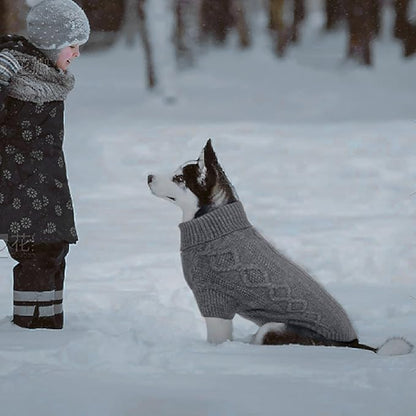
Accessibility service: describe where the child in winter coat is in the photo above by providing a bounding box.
[0,0,90,329]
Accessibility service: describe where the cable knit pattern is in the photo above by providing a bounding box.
[180,202,357,342]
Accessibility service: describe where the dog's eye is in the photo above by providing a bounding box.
[173,174,185,184]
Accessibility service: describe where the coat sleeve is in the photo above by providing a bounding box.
[0,84,8,124]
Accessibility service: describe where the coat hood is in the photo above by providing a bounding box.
[0,35,52,65]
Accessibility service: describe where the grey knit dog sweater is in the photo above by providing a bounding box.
[179,202,357,342]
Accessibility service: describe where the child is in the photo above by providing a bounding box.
[0,0,90,329]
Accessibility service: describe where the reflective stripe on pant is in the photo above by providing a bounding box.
[13,289,63,318]
[7,241,69,329]
[14,290,64,302]
[14,303,63,317]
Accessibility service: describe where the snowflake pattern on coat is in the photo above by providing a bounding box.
[0,94,78,244]
[0,35,78,244]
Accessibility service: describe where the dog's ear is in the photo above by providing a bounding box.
[197,148,205,171]
[194,139,218,192]
[198,139,217,171]
[203,139,218,171]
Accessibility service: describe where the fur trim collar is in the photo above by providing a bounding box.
[6,50,74,104]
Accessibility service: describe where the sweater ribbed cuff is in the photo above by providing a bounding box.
[179,202,252,250]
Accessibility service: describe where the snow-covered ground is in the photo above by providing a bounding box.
[1,3,415,415]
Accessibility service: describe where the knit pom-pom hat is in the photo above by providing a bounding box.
[26,0,90,61]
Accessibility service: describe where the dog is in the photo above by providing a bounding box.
[148,139,413,355]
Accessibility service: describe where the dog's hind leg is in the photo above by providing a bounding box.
[252,322,335,346]
[252,322,291,345]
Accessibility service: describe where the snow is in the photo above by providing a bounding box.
[1,4,416,415]
[377,337,414,356]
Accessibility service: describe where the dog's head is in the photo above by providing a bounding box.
[148,139,237,222]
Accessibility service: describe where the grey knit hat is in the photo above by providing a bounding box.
[26,0,90,51]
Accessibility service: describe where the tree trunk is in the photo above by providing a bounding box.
[324,0,346,31]
[82,0,125,32]
[268,0,306,57]
[123,0,140,46]
[268,0,285,32]
[174,0,194,68]
[0,0,29,34]
[346,0,378,65]
[393,0,416,57]
[370,0,382,37]
[232,0,251,48]
[292,0,306,43]
[138,0,157,89]
[0,1,5,35]
[199,0,234,45]
[80,0,126,50]
[393,0,410,40]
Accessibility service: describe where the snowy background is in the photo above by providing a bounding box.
[1,2,415,415]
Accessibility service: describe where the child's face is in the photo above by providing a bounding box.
[56,45,80,71]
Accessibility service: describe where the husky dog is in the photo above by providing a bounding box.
[148,140,413,355]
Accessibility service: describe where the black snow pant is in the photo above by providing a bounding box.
[7,241,70,329]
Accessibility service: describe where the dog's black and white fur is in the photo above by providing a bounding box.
[148,140,238,224]
[148,140,413,355]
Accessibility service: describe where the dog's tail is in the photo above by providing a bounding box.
[349,337,413,356]
[255,324,413,355]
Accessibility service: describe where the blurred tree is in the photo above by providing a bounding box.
[77,0,125,50]
[232,0,251,48]
[403,25,416,57]
[81,0,125,31]
[123,0,141,46]
[345,0,381,65]
[0,1,5,35]
[0,0,28,35]
[173,0,195,68]
[393,0,416,57]
[137,0,156,88]
[198,0,250,48]
[267,0,306,57]
[199,0,234,45]
[293,0,306,43]
[268,0,285,33]
[393,0,409,40]
[78,0,156,88]
[371,0,382,37]
[324,0,346,31]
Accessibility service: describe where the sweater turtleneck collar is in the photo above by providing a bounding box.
[179,201,252,251]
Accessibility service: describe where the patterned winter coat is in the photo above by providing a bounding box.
[0,35,78,244]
